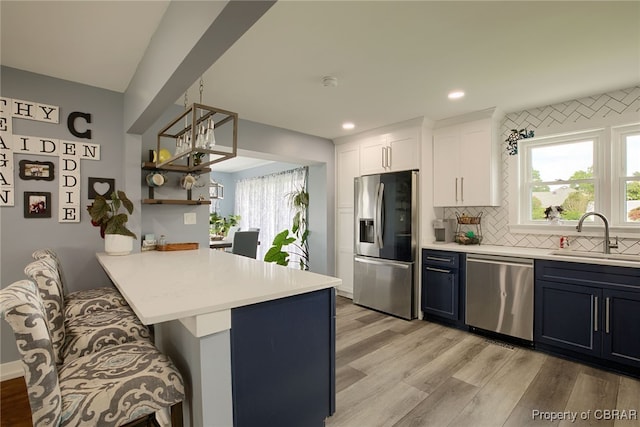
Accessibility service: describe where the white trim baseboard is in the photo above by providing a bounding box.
[1,360,23,381]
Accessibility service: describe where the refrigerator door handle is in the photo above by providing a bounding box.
[355,256,410,269]
[375,182,385,248]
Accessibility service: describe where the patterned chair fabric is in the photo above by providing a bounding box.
[62,307,151,361]
[63,287,128,319]
[58,341,185,426]
[24,260,151,364]
[0,280,63,426]
[23,260,66,366]
[1,280,185,427]
[32,249,128,318]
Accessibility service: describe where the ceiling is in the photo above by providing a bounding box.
[2,1,639,144]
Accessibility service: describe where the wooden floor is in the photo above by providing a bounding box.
[2,296,639,426]
[327,296,640,427]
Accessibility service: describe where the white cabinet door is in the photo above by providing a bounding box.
[459,120,496,206]
[433,130,460,207]
[336,142,360,208]
[335,208,355,296]
[388,128,419,172]
[359,136,387,175]
[432,118,500,207]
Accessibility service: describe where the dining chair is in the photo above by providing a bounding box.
[32,249,128,319]
[232,230,260,259]
[224,226,240,253]
[24,259,151,363]
[0,279,185,426]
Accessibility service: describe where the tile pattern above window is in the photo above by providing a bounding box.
[444,86,640,255]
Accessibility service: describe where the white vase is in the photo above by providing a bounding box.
[104,234,133,255]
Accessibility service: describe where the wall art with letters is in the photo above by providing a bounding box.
[0,97,100,223]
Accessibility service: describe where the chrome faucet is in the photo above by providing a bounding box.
[576,212,618,254]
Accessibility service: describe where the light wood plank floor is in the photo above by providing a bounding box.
[2,296,638,426]
[327,296,640,427]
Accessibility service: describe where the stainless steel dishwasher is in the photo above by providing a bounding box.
[466,254,534,341]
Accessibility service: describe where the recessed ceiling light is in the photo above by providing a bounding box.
[448,91,465,100]
[342,122,355,130]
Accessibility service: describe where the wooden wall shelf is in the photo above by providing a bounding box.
[141,162,211,173]
[142,199,210,205]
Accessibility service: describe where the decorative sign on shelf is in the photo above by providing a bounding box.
[0,97,101,223]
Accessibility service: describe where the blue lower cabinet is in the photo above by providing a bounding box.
[422,249,464,326]
[535,260,640,373]
[535,280,601,357]
[602,288,640,366]
[230,288,335,427]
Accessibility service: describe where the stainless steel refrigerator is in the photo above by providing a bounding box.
[354,170,418,320]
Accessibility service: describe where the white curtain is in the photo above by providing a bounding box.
[234,167,307,264]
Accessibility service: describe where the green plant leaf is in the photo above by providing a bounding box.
[118,190,134,214]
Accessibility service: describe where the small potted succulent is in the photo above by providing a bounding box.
[87,190,137,255]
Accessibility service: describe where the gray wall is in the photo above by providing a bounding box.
[1,67,336,366]
[232,120,336,275]
[140,105,211,248]
[1,66,126,363]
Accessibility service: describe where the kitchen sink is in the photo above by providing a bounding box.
[550,250,640,263]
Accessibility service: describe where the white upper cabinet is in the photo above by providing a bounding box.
[359,127,419,175]
[433,115,501,207]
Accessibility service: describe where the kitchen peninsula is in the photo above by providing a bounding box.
[97,249,341,427]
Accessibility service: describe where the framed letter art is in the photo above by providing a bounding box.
[24,192,51,218]
[19,159,55,181]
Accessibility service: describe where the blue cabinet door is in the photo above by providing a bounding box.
[535,280,601,357]
[602,289,640,367]
[230,289,335,427]
[422,264,458,320]
[421,249,463,324]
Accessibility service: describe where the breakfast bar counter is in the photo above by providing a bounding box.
[97,249,341,427]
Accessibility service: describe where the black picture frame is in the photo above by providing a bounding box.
[24,192,52,218]
[88,177,115,199]
[19,160,55,181]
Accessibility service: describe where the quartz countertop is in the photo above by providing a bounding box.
[422,242,640,268]
[97,249,341,326]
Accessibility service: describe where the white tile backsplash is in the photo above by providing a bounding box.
[444,86,640,255]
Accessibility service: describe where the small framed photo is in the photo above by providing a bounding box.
[19,160,55,181]
[24,192,51,218]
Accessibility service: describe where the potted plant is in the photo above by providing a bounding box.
[87,190,137,255]
[209,212,240,237]
[264,184,309,270]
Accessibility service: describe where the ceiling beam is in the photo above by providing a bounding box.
[124,0,276,135]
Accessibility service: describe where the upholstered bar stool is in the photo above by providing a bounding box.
[32,249,128,319]
[0,280,185,426]
[24,260,151,363]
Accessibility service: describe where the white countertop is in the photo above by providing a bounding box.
[423,242,640,268]
[97,249,342,326]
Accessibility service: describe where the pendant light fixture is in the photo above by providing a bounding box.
[156,77,238,172]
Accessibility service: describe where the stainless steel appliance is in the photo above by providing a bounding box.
[354,170,418,320]
[466,254,534,341]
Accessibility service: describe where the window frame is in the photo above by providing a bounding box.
[511,122,640,236]
[518,129,603,226]
[612,123,640,225]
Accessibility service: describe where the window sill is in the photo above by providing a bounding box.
[509,223,640,239]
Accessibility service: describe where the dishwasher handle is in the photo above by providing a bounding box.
[467,256,533,269]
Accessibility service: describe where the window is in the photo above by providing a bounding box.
[518,123,639,229]
[234,167,307,263]
[520,131,600,223]
[616,126,640,223]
